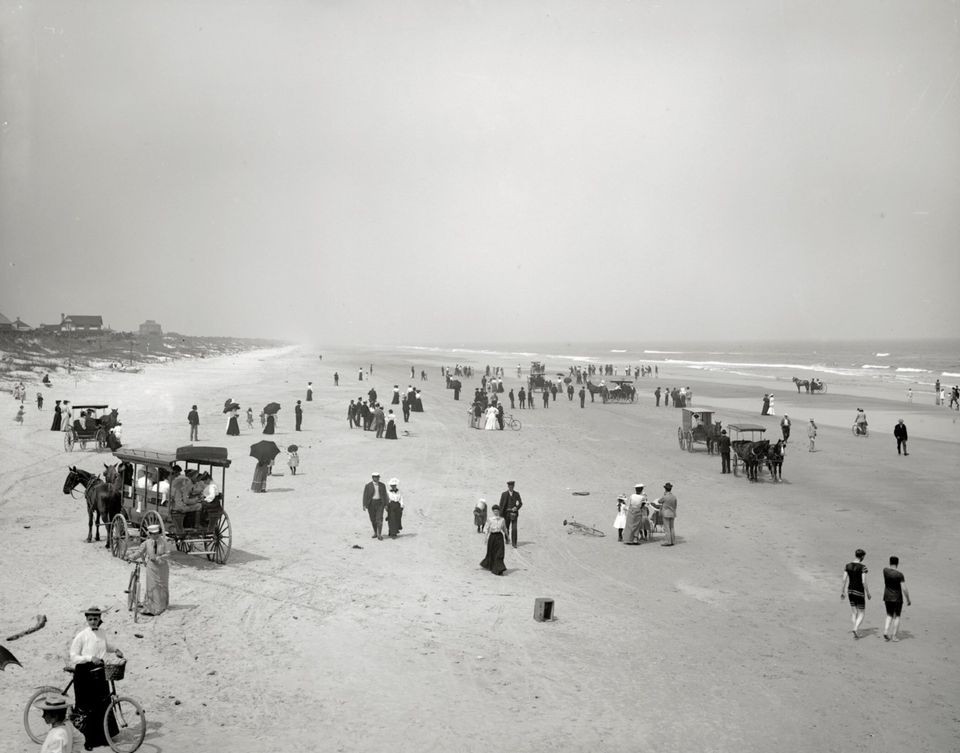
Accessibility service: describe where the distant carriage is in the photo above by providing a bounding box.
[109,446,233,564]
[63,404,113,452]
[792,377,826,394]
[604,379,637,403]
[528,361,549,392]
[677,409,722,453]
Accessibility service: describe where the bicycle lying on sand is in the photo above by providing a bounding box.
[563,517,606,537]
[24,660,146,752]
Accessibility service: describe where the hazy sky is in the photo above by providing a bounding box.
[1,1,957,344]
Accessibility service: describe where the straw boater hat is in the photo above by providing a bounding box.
[147,524,161,534]
[635,483,644,490]
[83,606,103,617]
[388,478,400,488]
[37,694,71,712]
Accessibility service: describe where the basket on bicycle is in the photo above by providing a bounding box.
[104,659,126,681]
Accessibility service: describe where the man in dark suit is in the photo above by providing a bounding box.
[295,400,303,431]
[362,472,388,540]
[498,480,523,548]
[719,429,732,473]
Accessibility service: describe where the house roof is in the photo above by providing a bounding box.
[64,315,103,326]
[0,313,11,325]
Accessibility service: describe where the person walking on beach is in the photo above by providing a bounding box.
[894,419,909,455]
[362,472,388,540]
[36,391,43,410]
[906,387,913,403]
[386,478,404,538]
[780,415,791,442]
[188,405,200,441]
[15,403,25,425]
[246,407,254,429]
[807,419,818,451]
[518,387,526,409]
[306,382,313,401]
[508,389,515,409]
[654,483,678,546]
[479,505,507,575]
[51,400,62,431]
[719,429,732,473]
[761,394,770,415]
[474,498,487,533]
[841,548,871,639]
[499,480,522,548]
[288,448,299,475]
[882,556,911,642]
[385,409,398,439]
[655,386,661,407]
[934,379,940,405]
[295,400,303,431]
[334,372,339,386]
[373,404,386,438]
[579,386,586,408]
[402,395,411,423]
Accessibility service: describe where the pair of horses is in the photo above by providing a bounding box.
[63,464,125,548]
[731,440,785,481]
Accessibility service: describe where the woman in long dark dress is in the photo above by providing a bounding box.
[386,478,403,537]
[50,400,62,431]
[251,460,269,492]
[226,407,241,436]
[480,505,507,575]
[69,607,124,747]
[385,410,398,439]
[263,413,276,434]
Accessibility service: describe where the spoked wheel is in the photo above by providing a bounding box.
[677,427,684,450]
[686,432,694,452]
[111,516,129,559]
[206,512,232,564]
[95,428,108,451]
[64,431,75,452]
[24,685,64,743]
[509,418,521,431]
[105,696,147,753]
[127,567,140,623]
[139,511,164,538]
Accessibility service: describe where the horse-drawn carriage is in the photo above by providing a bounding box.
[604,379,637,403]
[677,408,721,452]
[528,361,548,392]
[63,404,114,452]
[792,377,826,393]
[108,446,233,564]
[727,423,780,480]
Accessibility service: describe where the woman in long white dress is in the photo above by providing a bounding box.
[483,405,498,431]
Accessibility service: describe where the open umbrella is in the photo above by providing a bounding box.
[263,402,281,415]
[287,444,298,452]
[223,399,235,414]
[250,440,281,465]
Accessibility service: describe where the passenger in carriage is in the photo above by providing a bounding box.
[170,465,201,527]
[152,469,171,504]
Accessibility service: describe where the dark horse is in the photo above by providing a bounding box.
[766,440,785,481]
[732,440,770,481]
[63,464,122,547]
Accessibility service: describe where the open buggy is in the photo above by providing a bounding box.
[528,361,548,392]
[604,379,636,403]
[64,404,116,452]
[677,408,722,452]
[727,423,770,479]
[109,446,233,564]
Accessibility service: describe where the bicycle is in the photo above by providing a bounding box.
[23,660,147,752]
[851,424,869,437]
[562,516,606,537]
[125,560,141,623]
[505,414,522,431]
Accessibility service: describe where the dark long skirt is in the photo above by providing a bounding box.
[480,532,506,575]
[386,500,403,536]
[73,662,116,747]
[385,420,397,439]
[251,462,268,492]
[412,398,424,412]
[226,417,240,436]
[306,389,313,402]
[263,415,275,434]
[51,409,62,431]
[391,393,400,405]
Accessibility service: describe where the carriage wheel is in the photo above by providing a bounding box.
[206,512,232,564]
[111,515,129,559]
[95,428,107,451]
[686,432,694,452]
[677,427,684,450]
[64,431,75,452]
[819,384,827,393]
[139,510,164,538]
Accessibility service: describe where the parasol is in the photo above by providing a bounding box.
[223,399,236,414]
[263,402,281,415]
[249,440,281,465]
[287,444,298,452]
[0,645,22,670]
[563,377,572,384]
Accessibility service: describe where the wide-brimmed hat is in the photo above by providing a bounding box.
[663,482,673,490]
[371,472,380,477]
[36,694,71,712]
[635,483,644,489]
[83,606,103,617]
[388,477,400,487]
[146,524,161,534]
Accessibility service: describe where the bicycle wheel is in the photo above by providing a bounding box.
[24,685,64,743]
[127,568,139,623]
[105,696,147,753]
[510,418,521,431]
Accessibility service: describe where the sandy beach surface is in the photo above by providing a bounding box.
[2,346,959,753]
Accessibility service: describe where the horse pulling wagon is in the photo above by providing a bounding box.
[109,446,233,564]
[677,409,722,452]
[727,424,783,481]
[604,379,637,403]
[792,377,826,394]
[528,361,548,392]
[63,404,114,452]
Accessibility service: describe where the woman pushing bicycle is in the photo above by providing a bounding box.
[125,523,170,617]
[69,606,125,749]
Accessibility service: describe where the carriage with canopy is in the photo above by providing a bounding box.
[63,404,114,452]
[108,446,233,564]
[528,361,548,392]
[677,408,721,452]
[727,423,768,476]
[604,379,637,403]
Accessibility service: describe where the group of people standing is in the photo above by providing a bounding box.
[613,482,677,545]
[361,472,405,539]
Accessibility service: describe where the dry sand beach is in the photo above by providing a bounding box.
[2,345,959,752]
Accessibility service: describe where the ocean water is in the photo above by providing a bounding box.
[396,339,960,386]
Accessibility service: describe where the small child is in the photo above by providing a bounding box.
[288,450,299,476]
[639,500,651,540]
[15,404,25,425]
[246,407,254,429]
[613,495,627,541]
[474,498,488,533]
